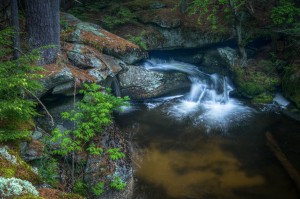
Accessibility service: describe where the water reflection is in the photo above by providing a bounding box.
[137,139,265,199]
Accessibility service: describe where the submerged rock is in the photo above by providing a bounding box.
[118,65,191,100]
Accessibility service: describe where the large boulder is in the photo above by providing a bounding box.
[113,8,231,50]
[64,43,125,81]
[61,13,148,64]
[118,65,191,100]
[38,65,74,97]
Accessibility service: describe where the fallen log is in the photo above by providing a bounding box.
[266,131,300,192]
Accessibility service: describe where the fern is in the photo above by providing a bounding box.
[0,28,44,142]
[50,83,129,156]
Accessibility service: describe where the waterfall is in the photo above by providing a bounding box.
[143,58,233,104]
[142,58,254,132]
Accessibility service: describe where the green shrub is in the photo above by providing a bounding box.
[110,176,126,191]
[0,28,43,142]
[73,180,88,196]
[271,0,300,25]
[107,148,125,161]
[34,156,59,187]
[92,181,104,196]
[50,83,129,156]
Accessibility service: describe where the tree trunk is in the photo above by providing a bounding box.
[229,0,247,67]
[25,0,60,65]
[11,0,21,59]
[235,17,247,67]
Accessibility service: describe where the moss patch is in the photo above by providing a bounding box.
[39,188,85,199]
[0,146,42,185]
[14,195,44,199]
[282,64,300,108]
[234,60,280,99]
[252,92,274,104]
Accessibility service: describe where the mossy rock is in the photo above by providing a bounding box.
[39,188,85,199]
[14,195,43,199]
[233,60,280,98]
[0,146,42,185]
[252,93,274,104]
[282,64,300,108]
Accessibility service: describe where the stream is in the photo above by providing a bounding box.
[116,59,300,199]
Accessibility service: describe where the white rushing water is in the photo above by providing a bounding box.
[143,59,255,132]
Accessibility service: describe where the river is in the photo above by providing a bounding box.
[116,59,300,199]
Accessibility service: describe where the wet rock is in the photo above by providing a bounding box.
[217,47,239,68]
[118,65,191,100]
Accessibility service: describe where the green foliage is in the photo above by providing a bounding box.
[107,148,125,161]
[271,0,300,25]
[126,31,148,50]
[101,6,137,29]
[87,143,103,155]
[92,181,104,196]
[50,83,129,156]
[188,0,232,30]
[34,156,59,187]
[110,176,126,191]
[0,28,44,142]
[73,180,88,196]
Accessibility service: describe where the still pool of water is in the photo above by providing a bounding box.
[116,98,300,199]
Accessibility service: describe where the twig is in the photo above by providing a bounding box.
[25,88,55,127]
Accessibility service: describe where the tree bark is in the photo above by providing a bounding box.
[229,0,247,67]
[25,0,60,65]
[11,0,21,59]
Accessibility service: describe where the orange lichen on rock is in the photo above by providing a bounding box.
[41,64,64,77]
[39,188,85,199]
[81,29,140,53]
[67,64,97,83]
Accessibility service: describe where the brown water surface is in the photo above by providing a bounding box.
[116,102,300,199]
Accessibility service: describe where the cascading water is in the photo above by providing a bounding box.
[142,58,254,132]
